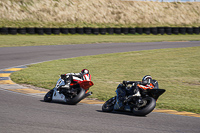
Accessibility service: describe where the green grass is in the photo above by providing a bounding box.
[0,34,200,47]
[11,47,200,114]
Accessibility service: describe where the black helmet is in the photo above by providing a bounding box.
[81,69,89,74]
[142,75,152,84]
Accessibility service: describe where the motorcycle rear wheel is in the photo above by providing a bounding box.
[102,97,115,112]
[65,88,86,105]
[132,97,156,116]
[44,90,54,102]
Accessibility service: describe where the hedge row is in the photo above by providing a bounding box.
[0,27,200,35]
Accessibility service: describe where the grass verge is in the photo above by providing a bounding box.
[11,46,200,114]
[0,34,200,47]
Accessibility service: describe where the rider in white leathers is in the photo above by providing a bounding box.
[61,69,91,89]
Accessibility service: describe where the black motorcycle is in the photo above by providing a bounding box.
[102,80,165,116]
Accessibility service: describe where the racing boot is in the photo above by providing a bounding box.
[132,87,141,97]
[114,97,125,110]
[62,82,70,89]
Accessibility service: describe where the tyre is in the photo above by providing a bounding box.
[26,28,35,34]
[76,28,84,34]
[8,28,17,35]
[0,27,8,34]
[68,28,76,34]
[114,28,121,34]
[65,88,86,105]
[102,97,115,112]
[44,90,54,102]
[60,28,68,34]
[165,27,171,35]
[92,28,99,35]
[129,28,136,34]
[172,27,179,35]
[106,28,114,34]
[99,28,106,35]
[179,27,186,35]
[121,28,129,34]
[143,27,150,35]
[17,28,26,34]
[52,28,60,35]
[135,27,143,34]
[44,28,52,35]
[158,27,164,35]
[84,27,92,34]
[132,97,156,116]
[150,27,158,35]
[186,27,193,34]
[35,28,44,35]
[193,27,200,34]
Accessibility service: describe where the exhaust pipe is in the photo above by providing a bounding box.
[83,91,93,99]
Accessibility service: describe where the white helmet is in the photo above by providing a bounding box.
[81,69,89,74]
[142,75,152,84]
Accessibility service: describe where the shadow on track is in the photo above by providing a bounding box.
[96,110,147,117]
[40,100,83,106]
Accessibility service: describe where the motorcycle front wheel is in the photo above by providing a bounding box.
[44,90,54,102]
[132,97,156,116]
[102,97,115,112]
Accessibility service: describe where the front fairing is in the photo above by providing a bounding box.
[51,78,67,102]
[52,90,67,102]
[54,78,65,89]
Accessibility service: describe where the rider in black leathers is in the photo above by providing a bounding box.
[114,75,155,110]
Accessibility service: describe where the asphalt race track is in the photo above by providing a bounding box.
[0,41,200,133]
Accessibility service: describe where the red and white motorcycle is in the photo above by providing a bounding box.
[44,73,93,105]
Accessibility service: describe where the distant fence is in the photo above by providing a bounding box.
[0,27,200,35]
